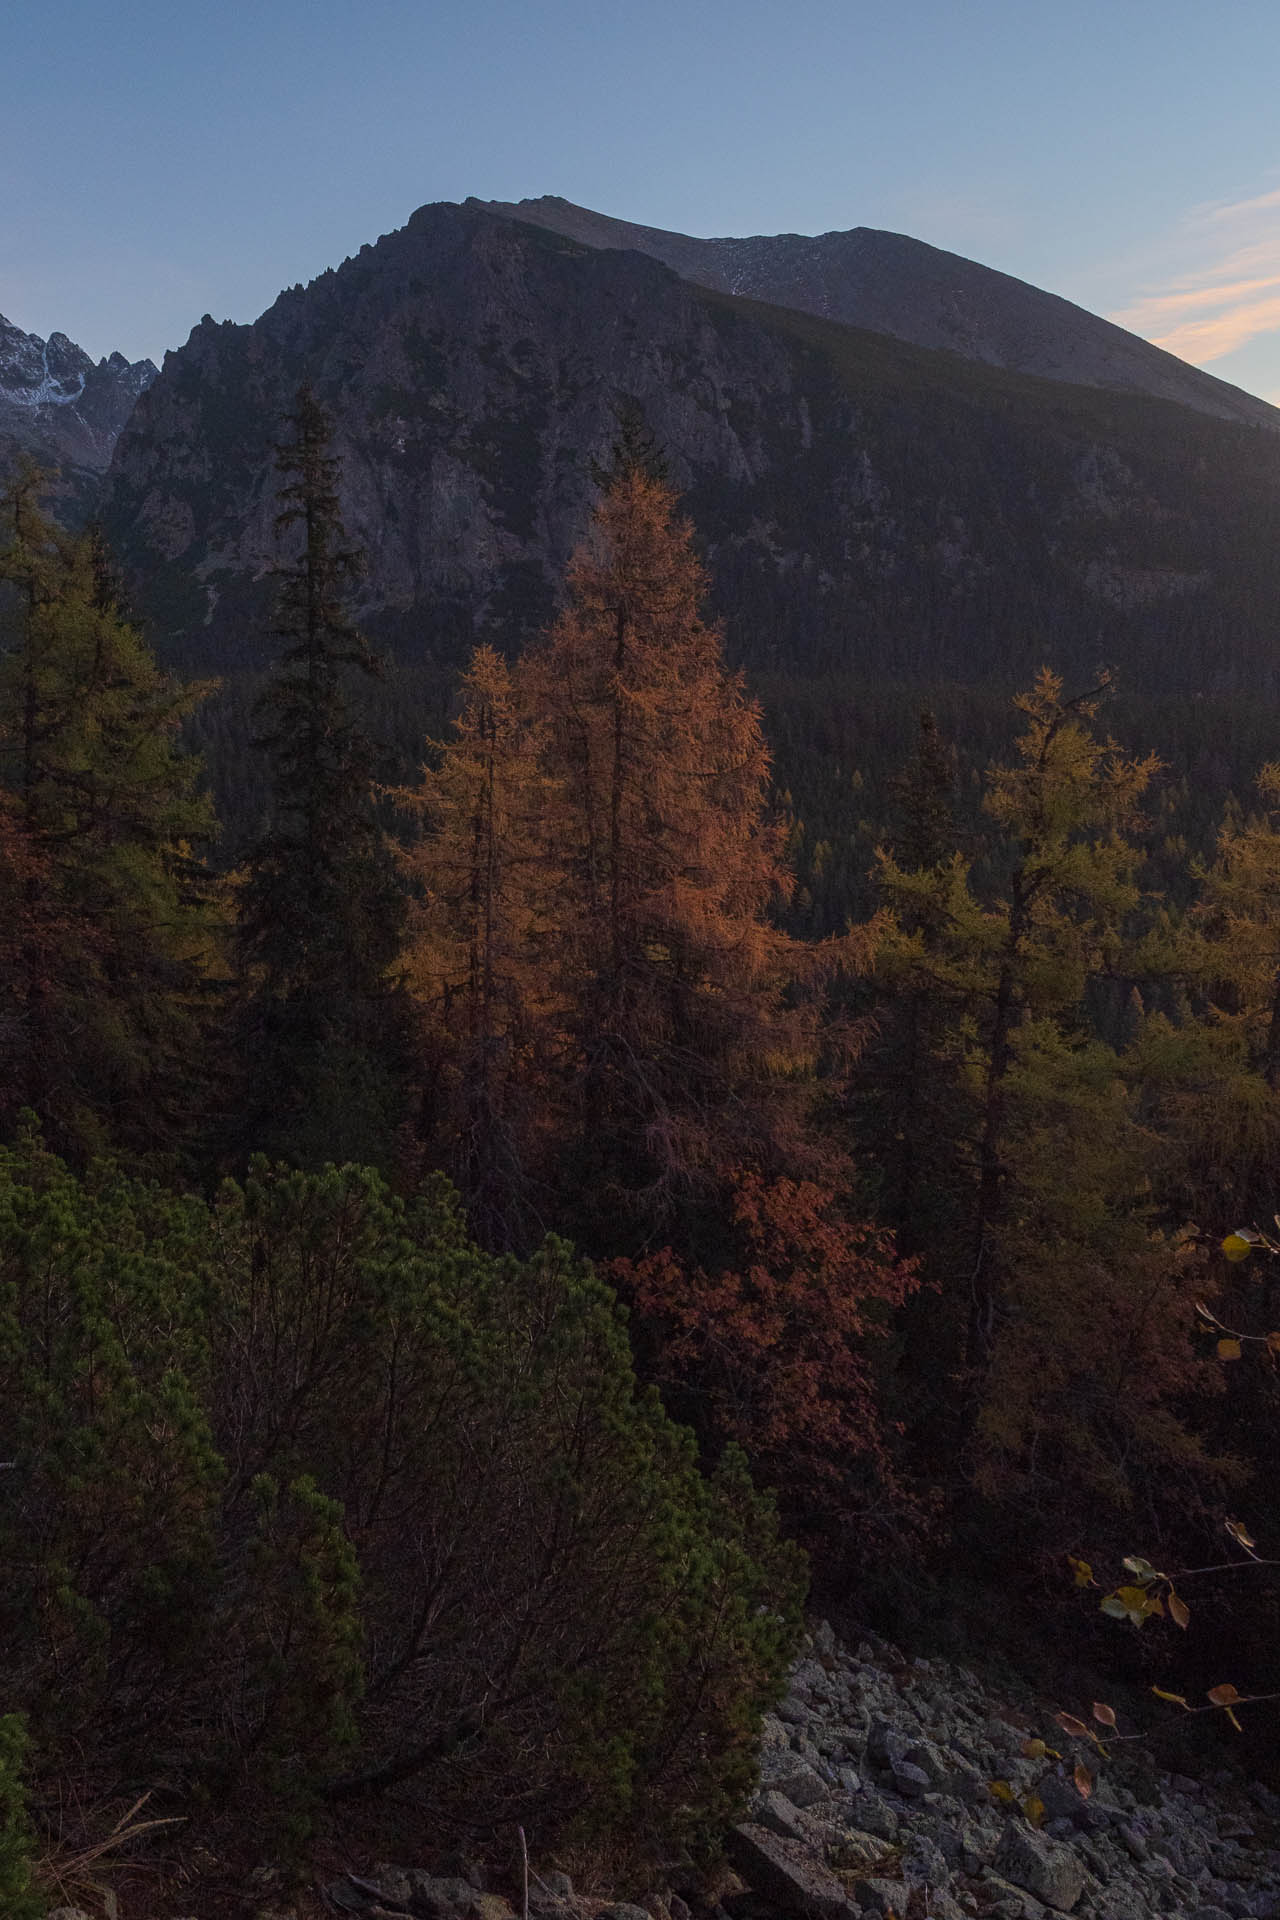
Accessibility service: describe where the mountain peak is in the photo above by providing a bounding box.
[0,312,158,514]
[474,196,1280,429]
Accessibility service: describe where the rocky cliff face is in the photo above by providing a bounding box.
[477,197,1280,432]
[106,203,814,667]
[0,313,156,514]
[104,200,1280,698]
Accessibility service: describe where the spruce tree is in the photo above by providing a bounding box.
[868,710,973,1250]
[236,387,407,1169]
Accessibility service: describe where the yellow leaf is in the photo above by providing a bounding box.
[1208,1683,1242,1706]
[1169,1591,1190,1630]
[1092,1702,1117,1728]
[1226,1707,1243,1733]
[1023,1794,1045,1829]
[1067,1555,1095,1588]
[1118,1584,1164,1619]
[1222,1233,1253,1262]
[1218,1338,1243,1360]
[989,1779,1016,1803]
[1022,1738,1048,1759]
[1073,1763,1093,1799]
[1152,1686,1190,1709]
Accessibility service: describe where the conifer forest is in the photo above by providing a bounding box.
[5,383,1280,1911]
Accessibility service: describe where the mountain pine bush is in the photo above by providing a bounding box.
[0,1126,804,1861]
[0,1717,44,1920]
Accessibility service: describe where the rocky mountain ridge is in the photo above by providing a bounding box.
[103,199,1280,706]
[0,311,156,514]
[474,197,1280,433]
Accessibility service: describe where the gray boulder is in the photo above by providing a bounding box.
[760,1748,833,1808]
[995,1826,1086,1913]
[866,1717,910,1771]
[753,1788,809,1840]
[726,1823,857,1918]
[891,1760,932,1798]
[850,1880,906,1917]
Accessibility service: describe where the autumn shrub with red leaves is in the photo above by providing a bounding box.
[615,1170,917,1532]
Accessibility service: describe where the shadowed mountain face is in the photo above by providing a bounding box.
[476,196,1280,431]
[104,198,1280,705]
[0,314,156,515]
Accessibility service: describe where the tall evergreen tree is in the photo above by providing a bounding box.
[235,388,407,1169]
[865,710,973,1251]
[0,463,219,1164]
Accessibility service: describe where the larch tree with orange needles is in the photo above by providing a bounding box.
[519,447,865,1247]
[401,436,912,1515]
[396,645,564,1247]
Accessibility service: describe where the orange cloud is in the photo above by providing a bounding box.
[1202,184,1280,225]
[1108,181,1280,368]
[1117,273,1280,331]
[1151,294,1280,364]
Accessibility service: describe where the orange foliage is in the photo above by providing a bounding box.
[519,463,871,1234]
[616,1171,916,1512]
[400,455,914,1506]
[395,646,566,1244]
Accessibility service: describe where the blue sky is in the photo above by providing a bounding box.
[8,0,1280,401]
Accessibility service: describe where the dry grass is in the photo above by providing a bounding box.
[36,1788,184,1917]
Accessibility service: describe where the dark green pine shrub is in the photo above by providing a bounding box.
[0,1717,44,1920]
[0,1127,804,1860]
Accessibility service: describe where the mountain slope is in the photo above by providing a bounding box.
[0,314,156,513]
[104,198,1280,708]
[476,196,1280,430]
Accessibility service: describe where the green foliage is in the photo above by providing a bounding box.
[0,464,220,1167]
[0,1717,44,1920]
[972,1019,1231,1523]
[853,672,1248,1564]
[0,1131,804,1857]
[0,1122,223,1742]
[227,1474,363,1844]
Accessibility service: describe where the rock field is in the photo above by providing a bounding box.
[715,1619,1280,1920]
[70,1618,1280,1920]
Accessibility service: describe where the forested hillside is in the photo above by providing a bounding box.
[5,372,1280,1911]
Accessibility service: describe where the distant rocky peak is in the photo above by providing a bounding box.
[0,312,159,514]
[0,314,91,408]
[0,312,156,414]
